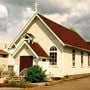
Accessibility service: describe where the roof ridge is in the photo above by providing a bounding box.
[37,13,76,32]
[38,13,86,40]
[38,13,87,41]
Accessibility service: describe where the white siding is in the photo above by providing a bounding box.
[63,47,90,76]
[13,45,36,75]
[27,19,63,77]
[0,57,8,71]
[8,16,90,78]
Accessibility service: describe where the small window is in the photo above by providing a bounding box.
[42,59,46,62]
[24,35,29,42]
[2,54,8,58]
[88,53,90,66]
[0,54,8,58]
[81,52,83,66]
[8,65,14,71]
[72,50,75,66]
[25,36,29,39]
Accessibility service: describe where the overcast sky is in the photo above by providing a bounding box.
[0,0,90,46]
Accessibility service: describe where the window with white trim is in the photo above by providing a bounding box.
[23,33,33,43]
[88,53,90,66]
[72,50,75,66]
[49,46,57,65]
[81,52,83,66]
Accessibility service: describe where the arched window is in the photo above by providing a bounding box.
[50,46,57,65]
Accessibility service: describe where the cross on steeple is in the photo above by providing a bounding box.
[34,1,39,13]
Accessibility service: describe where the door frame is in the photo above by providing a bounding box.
[19,56,33,72]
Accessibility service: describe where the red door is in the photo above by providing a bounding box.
[20,56,33,72]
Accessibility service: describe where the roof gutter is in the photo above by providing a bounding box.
[65,44,90,52]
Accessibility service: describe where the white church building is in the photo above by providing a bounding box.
[1,13,90,77]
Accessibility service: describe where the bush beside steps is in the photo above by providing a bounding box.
[26,65,47,83]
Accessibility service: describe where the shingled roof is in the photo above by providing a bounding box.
[37,14,90,51]
[28,42,48,57]
[0,50,8,55]
[27,33,35,38]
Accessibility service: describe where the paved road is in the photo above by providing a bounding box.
[0,88,23,90]
[1,76,90,90]
[30,76,90,90]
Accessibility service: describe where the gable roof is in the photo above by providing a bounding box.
[37,14,90,51]
[0,50,8,55]
[28,42,48,58]
[9,13,90,51]
[12,41,48,58]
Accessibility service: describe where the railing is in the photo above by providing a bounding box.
[19,68,28,77]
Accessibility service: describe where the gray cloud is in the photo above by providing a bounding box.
[0,4,8,34]
[0,0,71,14]
[0,0,89,41]
[62,1,90,40]
[0,0,71,36]
[0,18,7,32]
[38,1,70,14]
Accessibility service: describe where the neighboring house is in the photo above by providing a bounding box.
[0,50,8,72]
[7,13,90,77]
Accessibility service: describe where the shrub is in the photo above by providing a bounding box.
[8,70,15,77]
[26,65,46,83]
[64,75,69,79]
[4,76,26,87]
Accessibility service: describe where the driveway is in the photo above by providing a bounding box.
[0,88,24,90]
[30,76,90,90]
[1,76,90,90]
